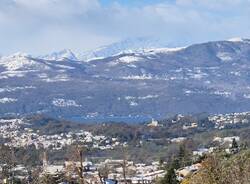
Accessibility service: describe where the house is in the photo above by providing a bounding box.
[193,148,209,156]
[43,165,65,175]
[147,119,160,127]
[176,163,202,179]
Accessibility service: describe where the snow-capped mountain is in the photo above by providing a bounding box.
[38,37,174,61]
[1,38,250,122]
[79,37,170,61]
[40,49,78,61]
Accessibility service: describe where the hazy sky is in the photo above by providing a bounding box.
[0,0,250,55]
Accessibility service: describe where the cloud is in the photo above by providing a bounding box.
[176,0,250,9]
[0,0,112,54]
[0,0,249,55]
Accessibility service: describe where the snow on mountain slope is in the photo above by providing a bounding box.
[0,52,49,71]
[40,49,78,61]
[0,98,17,104]
[0,51,86,81]
[36,37,178,61]
[79,37,169,61]
[1,39,250,121]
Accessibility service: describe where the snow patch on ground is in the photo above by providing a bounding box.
[0,71,26,78]
[52,98,81,107]
[118,56,141,63]
[217,52,232,61]
[130,101,138,106]
[54,64,75,70]
[125,96,136,100]
[42,74,70,82]
[127,64,137,68]
[37,73,48,79]
[184,90,193,95]
[230,71,241,76]
[138,95,159,99]
[0,86,36,93]
[243,94,250,99]
[213,91,231,97]
[0,98,17,103]
[108,56,141,66]
[122,74,153,80]
[125,95,158,101]
[190,73,206,79]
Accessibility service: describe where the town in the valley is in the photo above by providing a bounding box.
[0,111,248,184]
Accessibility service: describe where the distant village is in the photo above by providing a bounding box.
[0,118,123,151]
[208,111,250,129]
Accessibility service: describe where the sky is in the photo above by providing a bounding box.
[0,0,250,55]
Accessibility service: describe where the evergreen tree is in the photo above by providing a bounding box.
[177,144,191,167]
[171,158,180,170]
[159,158,180,184]
[231,138,239,149]
[231,138,239,154]
[178,145,185,159]
[160,166,179,184]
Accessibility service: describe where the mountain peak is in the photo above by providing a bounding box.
[79,37,169,61]
[40,49,78,61]
[6,52,30,59]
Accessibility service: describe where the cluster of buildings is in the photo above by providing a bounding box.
[0,118,122,150]
[208,112,250,129]
[0,157,167,184]
[51,159,165,184]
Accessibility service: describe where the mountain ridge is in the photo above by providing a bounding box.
[1,38,250,122]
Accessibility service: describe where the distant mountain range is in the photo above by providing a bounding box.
[78,37,170,61]
[1,38,250,122]
[39,37,170,62]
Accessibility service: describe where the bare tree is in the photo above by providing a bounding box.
[0,145,17,184]
[28,167,42,184]
[98,164,110,184]
[77,146,85,184]
[121,146,129,184]
[122,158,127,184]
[66,145,88,184]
